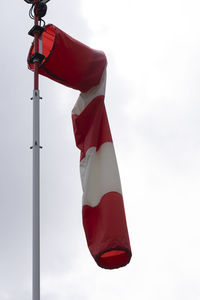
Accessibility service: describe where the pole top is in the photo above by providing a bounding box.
[24,0,51,26]
[24,0,50,4]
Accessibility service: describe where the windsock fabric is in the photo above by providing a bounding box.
[28,24,132,269]
[72,71,132,269]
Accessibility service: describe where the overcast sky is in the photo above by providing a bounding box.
[1,0,200,299]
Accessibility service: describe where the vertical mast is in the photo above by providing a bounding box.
[32,1,40,299]
[24,2,50,298]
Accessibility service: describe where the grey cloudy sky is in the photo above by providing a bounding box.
[1,0,200,299]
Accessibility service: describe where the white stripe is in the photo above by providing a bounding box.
[80,142,122,207]
[72,68,106,116]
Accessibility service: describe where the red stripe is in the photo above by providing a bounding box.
[28,25,107,92]
[72,96,113,160]
[82,192,132,269]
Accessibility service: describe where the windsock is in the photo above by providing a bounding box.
[28,24,132,269]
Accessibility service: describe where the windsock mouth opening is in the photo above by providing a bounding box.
[28,24,56,70]
[97,249,131,269]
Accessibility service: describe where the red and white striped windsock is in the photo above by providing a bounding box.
[72,69,132,269]
[28,24,132,269]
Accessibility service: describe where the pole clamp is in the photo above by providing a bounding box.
[28,52,45,64]
[30,144,43,149]
[28,25,45,37]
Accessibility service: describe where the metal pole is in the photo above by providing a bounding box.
[33,1,40,299]
[32,90,40,300]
